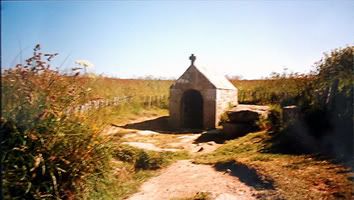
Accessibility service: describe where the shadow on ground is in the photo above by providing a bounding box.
[214,160,275,190]
[193,129,253,144]
[193,130,227,144]
[117,116,203,134]
[118,116,254,144]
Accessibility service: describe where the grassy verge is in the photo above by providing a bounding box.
[194,131,353,199]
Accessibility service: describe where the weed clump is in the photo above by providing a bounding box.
[115,145,189,170]
[1,45,112,199]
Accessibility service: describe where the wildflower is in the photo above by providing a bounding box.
[75,59,94,74]
[75,60,94,68]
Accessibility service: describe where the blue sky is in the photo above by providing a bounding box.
[2,1,354,79]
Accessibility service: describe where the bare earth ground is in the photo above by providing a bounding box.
[128,160,256,200]
[105,115,259,200]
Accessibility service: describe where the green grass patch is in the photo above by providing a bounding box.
[194,131,269,164]
[115,144,189,170]
[171,192,212,200]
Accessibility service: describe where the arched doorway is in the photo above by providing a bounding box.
[181,90,203,129]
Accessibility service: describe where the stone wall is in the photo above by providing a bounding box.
[169,88,217,129]
[169,88,183,129]
[201,89,217,129]
[215,89,238,126]
[170,87,238,129]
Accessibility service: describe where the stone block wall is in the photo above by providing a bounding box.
[201,89,217,129]
[215,89,238,126]
[170,87,238,129]
[169,88,183,129]
[169,88,217,129]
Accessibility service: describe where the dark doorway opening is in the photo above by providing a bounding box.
[181,90,203,129]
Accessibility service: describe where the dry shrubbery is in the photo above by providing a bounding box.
[0,45,182,199]
[1,45,112,199]
[266,46,354,160]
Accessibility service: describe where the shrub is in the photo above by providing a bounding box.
[1,45,112,199]
[114,144,142,163]
[115,145,164,170]
[134,151,164,170]
[266,105,283,133]
[301,46,354,159]
[115,145,189,170]
[265,46,354,159]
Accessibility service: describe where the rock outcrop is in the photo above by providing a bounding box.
[222,105,269,138]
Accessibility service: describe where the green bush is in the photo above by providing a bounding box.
[301,46,354,159]
[115,145,165,170]
[114,145,142,163]
[266,105,283,133]
[115,145,189,170]
[134,151,164,170]
[301,46,354,110]
[265,46,354,159]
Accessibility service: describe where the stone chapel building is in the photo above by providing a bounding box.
[169,54,238,129]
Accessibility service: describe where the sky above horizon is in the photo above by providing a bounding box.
[2,1,354,79]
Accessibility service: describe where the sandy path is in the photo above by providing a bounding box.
[127,160,256,200]
[114,115,257,200]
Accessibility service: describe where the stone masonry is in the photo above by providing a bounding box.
[169,54,238,129]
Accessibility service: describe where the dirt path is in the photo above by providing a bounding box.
[113,116,258,200]
[127,160,256,200]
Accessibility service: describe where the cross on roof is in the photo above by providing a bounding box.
[189,54,196,66]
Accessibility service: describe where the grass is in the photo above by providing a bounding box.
[82,103,168,129]
[171,192,212,200]
[114,144,190,169]
[1,48,121,199]
[81,76,172,100]
[78,71,310,107]
[230,76,310,105]
[85,159,155,200]
[194,131,353,199]
[97,144,189,199]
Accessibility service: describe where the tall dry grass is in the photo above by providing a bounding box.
[1,45,112,199]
